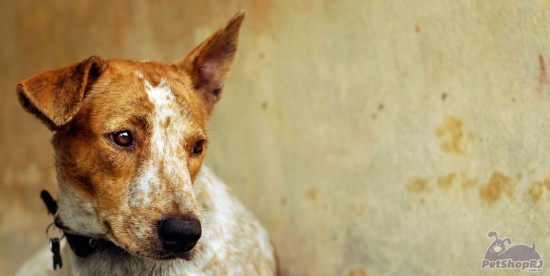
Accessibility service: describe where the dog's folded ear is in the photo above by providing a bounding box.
[176,10,246,116]
[16,56,105,131]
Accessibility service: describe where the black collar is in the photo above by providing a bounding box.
[41,190,123,258]
[62,229,118,257]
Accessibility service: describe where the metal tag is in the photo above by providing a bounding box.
[50,238,62,270]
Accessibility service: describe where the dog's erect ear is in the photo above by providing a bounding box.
[16,56,105,131]
[176,11,245,116]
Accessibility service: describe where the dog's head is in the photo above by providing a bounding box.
[16,12,245,260]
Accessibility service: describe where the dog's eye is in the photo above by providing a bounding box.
[192,140,206,155]
[111,130,133,147]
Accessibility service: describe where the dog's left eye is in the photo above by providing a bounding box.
[111,130,134,147]
[192,140,206,155]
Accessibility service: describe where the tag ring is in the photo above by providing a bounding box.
[45,223,65,240]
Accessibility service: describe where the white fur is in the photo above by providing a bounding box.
[129,78,193,208]
[56,176,103,236]
[144,78,192,196]
[17,167,276,275]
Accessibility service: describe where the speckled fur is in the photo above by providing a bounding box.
[16,11,277,276]
[18,168,276,276]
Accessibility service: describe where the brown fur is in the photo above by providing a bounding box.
[16,11,277,275]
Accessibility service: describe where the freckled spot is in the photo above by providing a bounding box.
[161,117,171,127]
[261,101,268,109]
[259,52,265,59]
[437,173,455,190]
[530,181,544,202]
[441,93,447,101]
[434,115,470,154]
[415,24,420,33]
[280,197,287,205]
[479,172,515,205]
[371,113,377,120]
[347,267,369,276]
[407,178,429,193]
[378,103,384,110]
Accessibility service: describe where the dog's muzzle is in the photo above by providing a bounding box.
[158,217,201,255]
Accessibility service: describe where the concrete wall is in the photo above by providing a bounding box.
[2,1,550,275]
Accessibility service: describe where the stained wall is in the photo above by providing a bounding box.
[2,1,550,275]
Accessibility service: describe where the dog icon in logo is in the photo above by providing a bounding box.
[482,231,543,272]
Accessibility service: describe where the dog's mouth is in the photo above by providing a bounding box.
[107,231,199,262]
[103,237,196,262]
[122,246,196,261]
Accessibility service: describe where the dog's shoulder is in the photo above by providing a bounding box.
[193,166,277,274]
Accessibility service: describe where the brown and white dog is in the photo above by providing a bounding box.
[16,11,277,275]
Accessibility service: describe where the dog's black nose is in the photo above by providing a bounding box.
[158,217,201,254]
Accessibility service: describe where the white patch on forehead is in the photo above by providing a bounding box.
[144,79,177,153]
[144,80,175,112]
[130,78,194,209]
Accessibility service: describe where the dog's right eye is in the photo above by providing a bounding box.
[111,130,133,147]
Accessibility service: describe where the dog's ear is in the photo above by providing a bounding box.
[176,11,245,116]
[16,56,105,131]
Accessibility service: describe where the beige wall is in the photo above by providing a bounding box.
[3,1,550,275]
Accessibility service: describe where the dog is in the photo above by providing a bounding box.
[15,11,277,275]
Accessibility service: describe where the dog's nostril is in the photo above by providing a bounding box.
[158,217,201,254]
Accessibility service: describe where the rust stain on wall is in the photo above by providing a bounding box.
[347,267,369,276]
[436,172,477,191]
[305,187,321,207]
[408,173,478,195]
[479,172,516,205]
[530,181,544,202]
[529,178,550,202]
[536,54,548,98]
[434,116,470,154]
[407,178,430,193]
[437,173,455,190]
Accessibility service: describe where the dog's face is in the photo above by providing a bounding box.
[52,60,209,259]
[16,12,245,260]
